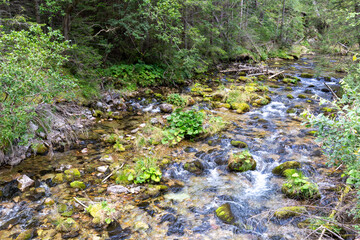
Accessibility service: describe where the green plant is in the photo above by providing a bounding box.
[86,201,116,225]
[282,170,319,200]
[166,109,204,139]
[166,93,186,107]
[127,157,162,184]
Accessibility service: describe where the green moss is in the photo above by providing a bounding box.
[15,229,33,240]
[64,169,81,181]
[70,181,86,190]
[53,173,64,184]
[300,73,314,78]
[321,107,334,113]
[32,143,48,154]
[272,161,301,176]
[230,140,248,148]
[184,160,204,175]
[93,110,104,118]
[285,86,293,91]
[283,78,299,85]
[274,206,306,219]
[228,150,256,172]
[287,94,294,99]
[231,102,250,113]
[286,108,297,114]
[238,76,251,82]
[298,94,307,99]
[215,203,234,224]
[56,218,79,232]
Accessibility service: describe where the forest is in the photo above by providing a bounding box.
[1,0,360,239]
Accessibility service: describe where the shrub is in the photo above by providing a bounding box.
[166,93,186,107]
[0,24,77,150]
[128,156,162,184]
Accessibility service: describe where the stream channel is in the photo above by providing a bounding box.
[0,56,347,239]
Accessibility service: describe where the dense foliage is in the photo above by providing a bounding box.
[0,25,76,150]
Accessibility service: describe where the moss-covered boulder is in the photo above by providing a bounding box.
[15,230,33,240]
[298,94,307,99]
[53,173,64,184]
[212,93,226,102]
[64,169,81,181]
[281,169,320,200]
[230,140,248,148]
[33,143,48,155]
[231,102,250,114]
[70,181,86,190]
[272,161,301,176]
[253,97,270,106]
[215,203,235,224]
[274,206,306,219]
[300,73,314,78]
[228,150,256,172]
[287,94,294,99]
[184,160,204,175]
[283,78,299,85]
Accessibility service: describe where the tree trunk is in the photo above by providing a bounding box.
[355,2,360,47]
[34,0,41,23]
[280,0,286,43]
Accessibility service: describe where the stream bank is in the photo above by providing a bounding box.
[0,55,356,240]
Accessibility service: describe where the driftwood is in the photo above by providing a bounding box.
[219,63,282,77]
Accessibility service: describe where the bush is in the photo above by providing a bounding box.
[0,24,77,150]
[166,94,186,107]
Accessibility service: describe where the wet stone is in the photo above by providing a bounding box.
[183,160,204,175]
[17,175,35,192]
[107,185,129,194]
[215,203,235,224]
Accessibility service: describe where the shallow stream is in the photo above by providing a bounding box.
[0,55,348,239]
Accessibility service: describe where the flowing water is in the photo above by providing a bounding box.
[0,56,348,239]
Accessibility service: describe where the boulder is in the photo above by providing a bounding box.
[215,203,235,224]
[231,102,250,114]
[228,151,256,172]
[70,181,86,190]
[184,160,204,175]
[274,206,306,219]
[159,104,174,113]
[272,161,301,176]
[230,141,247,148]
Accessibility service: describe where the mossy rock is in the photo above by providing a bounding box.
[306,130,317,136]
[283,78,299,85]
[281,170,320,200]
[284,86,293,91]
[298,94,307,99]
[300,73,314,78]
[215,203,235,224]
[321,107,334,113]
[228,151,256,172]
[56,218,80,233]
[53,173,65,184]
[86,203,104,224]
[15,229,33,240]
[70,181,86,190]
[286,108,297,114]
[238,76,250,82]
[184,160,204,175]
[64,169,81,181]
[253,97,270,106]
[272,161,301,176]
[33,143,48,155]
[287,94,294,99]
[93,110,104,118]
[230,140,248,148]
[212,93,226,102]
[145,185,169,197]
[231,102,250,114]
[274,206,306,219]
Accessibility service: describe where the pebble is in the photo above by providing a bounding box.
[97,166,108,173]
[107,185,129,194]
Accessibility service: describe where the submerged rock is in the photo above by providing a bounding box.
[228,150,256,172]
[53,173,65,184]
[184,160,204,175]
[17,175,35,192]
[56,217,80,233]
[230,140,248,148]
[15,229,33,240]
[107,185,129,194]
[134,221,149,231]
[272,161,301,176]
[215,203,235,224]
[300,73,314,78]
[274,206,306,219]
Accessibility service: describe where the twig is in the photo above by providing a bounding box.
[102,163,124,183]
[74,197,88,209]
[269,71,284,79]
[324,82,340,100]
